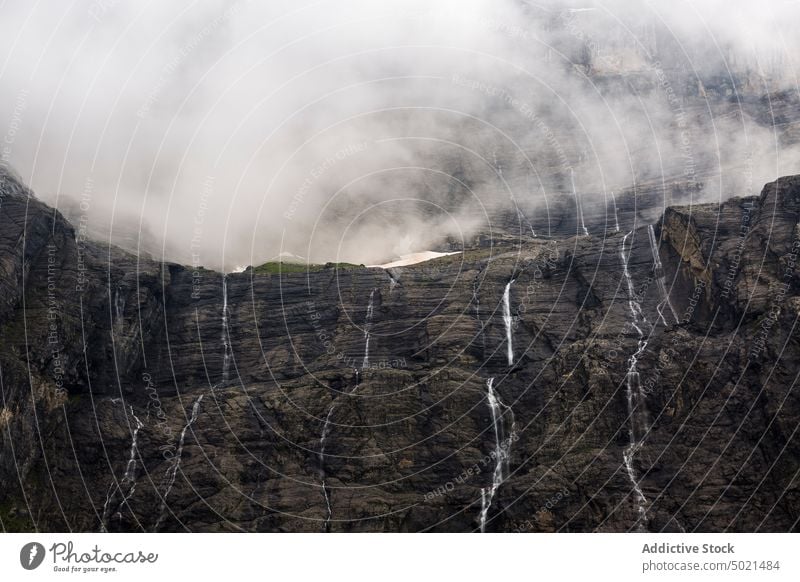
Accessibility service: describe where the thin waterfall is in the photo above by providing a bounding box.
[387,270,399,292]
[620,233,647,335]
[492,148,503,177]
[610,190,620,232]
[100,487,115,532]
[318,405,336,532]
[473,276,481,322]
[117,408,144,509]
[647,225,679,325]
[154,394,204,531]
[362,289,376,369]
[319,381,360,532]
[319,287,376,531]
[571,169,589,237]
[622,339,650,531]
[478,378,516,532]
[221,275,231,386]
[619,232,650,530]
[114,287,125,330]
[516,206,537,238]
[100,406,143,532]
[502,280,515,366]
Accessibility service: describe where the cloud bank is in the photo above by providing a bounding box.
[0,0,798,269]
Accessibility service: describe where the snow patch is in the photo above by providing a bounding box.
[369,251,460,269]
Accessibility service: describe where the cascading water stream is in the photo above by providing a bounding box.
[516,207,537,238]
[502,280,515,366]
[571,169,589,237]
[318,288,377,531]
[473,277,481,322]
[221,275,231,386]
[610,190,621,232]
[492,148,503,178]
[619,232,650,530]
[620,233,647,335]
[117,409,144,505]
[100,491,114,531]
[478,378,516,532]
[361,289,376,369]
[622,340,650,531]
[647,225,679,325]
[387,270,399,292]
[100,405,143,532]
[114,287,125,331]
[154,394,204,531]
[318,405,336,532]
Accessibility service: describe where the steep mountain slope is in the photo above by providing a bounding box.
[0,166,798,532]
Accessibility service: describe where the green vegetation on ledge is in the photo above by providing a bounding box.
[250,261,364,275]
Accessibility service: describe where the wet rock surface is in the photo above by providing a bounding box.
[0,166,798,532]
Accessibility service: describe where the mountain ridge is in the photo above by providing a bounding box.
[0,166,798,532]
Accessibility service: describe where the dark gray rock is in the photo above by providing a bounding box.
[0,165,798,532]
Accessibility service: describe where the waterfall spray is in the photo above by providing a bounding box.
[492,148,503,177]
[516,206,537,238]
[478,378,515,532]
[502,281,515,366]
[221,275,231,386]
[113,287,125,330]
[610,190,620,232]
[318,287,377,531]
[154,394,204,531]
[362,289,376,369]
[100,405,143,532]
[619,232,650,530]
[318,405,336,532]
[571,169,589,237]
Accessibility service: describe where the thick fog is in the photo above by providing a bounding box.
[0,0,798,269]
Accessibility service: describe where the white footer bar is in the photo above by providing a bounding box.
[1,533,796,581]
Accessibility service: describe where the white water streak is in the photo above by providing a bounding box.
[362,289,376,369]
[492,148,503,177]
[154,394,204,531]
[610,190,620,232]
[387,270,399,292]
[318,405,336,532]
[479,378,516,533]
[571,169,589,237]
[221,275,231,385]
[100,405,143,532]
[114,287,125,331]
[118,409,144,505]
[620,232,650,531]
[620,233,647,336]
[517,206,537,238]
[502,280,515,366]
[319,287,376,531]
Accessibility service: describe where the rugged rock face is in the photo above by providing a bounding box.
[1,166,798,532]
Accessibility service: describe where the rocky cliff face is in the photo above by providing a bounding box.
[0,166,798,532]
